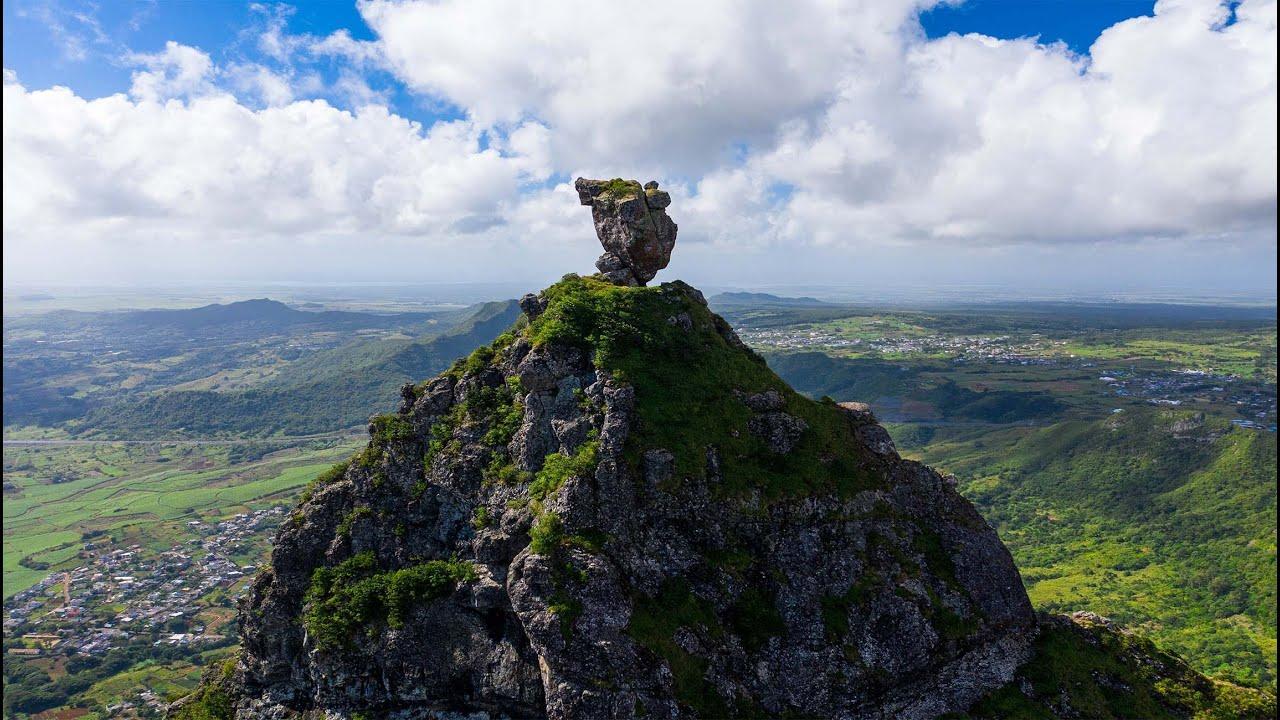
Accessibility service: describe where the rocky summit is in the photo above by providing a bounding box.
[171,186,1276,720]
[183,274,1035,720]
[576,178,677,287]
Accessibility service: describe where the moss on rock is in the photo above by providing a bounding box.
[527,275,879,501]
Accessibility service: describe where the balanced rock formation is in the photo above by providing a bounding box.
[169,176,1280,720]
[576,178,677,286]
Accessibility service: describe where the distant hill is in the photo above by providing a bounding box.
[3,299,483,430]
[708,291,831,307]
[5,298,448,337]
[76,300,521,437]
[767,351,1064,424]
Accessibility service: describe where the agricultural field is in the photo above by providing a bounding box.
[718,295,1276,377]
[3,440,360,598]
[722,296,1277,429]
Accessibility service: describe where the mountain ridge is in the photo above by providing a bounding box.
[73,300,521,437]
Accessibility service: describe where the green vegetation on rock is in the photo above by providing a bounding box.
[303,552,476,651]
[821,574,877,641]
[370,413,415,444]
[336,506,373,538]
[529,442,599,503]
[169,683,233,720]
[627,579,729,718]
[726,587,786,653]
[529,512,565,555]
[529,275,878,500]
[299,459,350,504]
[599,178,642,199]
[169,660,237,720]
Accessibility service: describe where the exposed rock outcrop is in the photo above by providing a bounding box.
[576,178,677,286]
[213,275,1037,720]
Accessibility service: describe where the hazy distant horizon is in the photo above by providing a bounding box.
[5,277,1276,318]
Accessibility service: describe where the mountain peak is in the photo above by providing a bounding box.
[171,195,1274,720]
[198,272,1042,719]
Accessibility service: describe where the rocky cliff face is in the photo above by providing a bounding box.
[206,275,1037,719]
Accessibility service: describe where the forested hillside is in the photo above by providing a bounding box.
[899,410,1277,686]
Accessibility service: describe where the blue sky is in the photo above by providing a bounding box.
[2,1,450,123]
[2,1,1275,296]
[920,0,1158,53]
[4,1,1158,105]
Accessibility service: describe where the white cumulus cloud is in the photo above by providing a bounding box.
[1,0,1275,289]
[125,41,218,103]
[2,68,565,284]
[362,0,1276,251]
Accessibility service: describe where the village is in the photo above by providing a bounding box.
[737,327,1066,361]
[3,506,288,714]
[1099,368,1278,430]
[736,327,1277,430]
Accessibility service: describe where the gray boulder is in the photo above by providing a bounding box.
[575,178,678,286]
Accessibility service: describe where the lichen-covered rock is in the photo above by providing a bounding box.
[575,177,678,286]
[747,411,808,454]
[214,275,1039,720]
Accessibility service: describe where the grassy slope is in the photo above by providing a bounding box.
[529,275,879,500]
[901,410,1277,686]
[767,352,1067,424]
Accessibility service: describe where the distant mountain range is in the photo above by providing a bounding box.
[5,298,448,337]
[3,298,521,437]
[708,291,831,307]
[78,300,521,437]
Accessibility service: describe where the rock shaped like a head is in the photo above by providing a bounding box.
[575,177,677,286]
